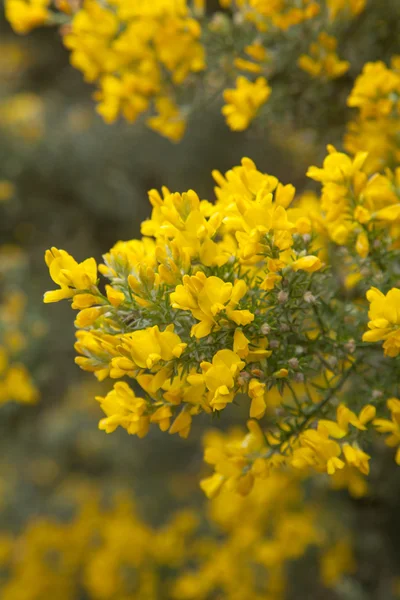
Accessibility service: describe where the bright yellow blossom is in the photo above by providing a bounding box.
[96,381,150,437]
[44,247,98,303]
[363,287,400,357]
[298,32,350,80]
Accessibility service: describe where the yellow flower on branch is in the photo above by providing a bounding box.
[362,287,400,357]
[171,272,254,338]
[44,247,98,303]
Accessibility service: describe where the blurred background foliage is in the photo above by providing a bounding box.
[1,0,400,598]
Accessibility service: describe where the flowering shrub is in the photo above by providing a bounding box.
[43,147,400,499]
[0,477,359,599]
[5,0,400,140]
[3,0,400,597]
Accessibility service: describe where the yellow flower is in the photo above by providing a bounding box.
[298,33,350,80]
[321,539,356,588]
[112,325,186,374]
[44,248,97,303]
[292,429,344,475]
[319,403,376,439]
[147,97,186,142]
[96,381,150,437]
[260,272,282,290]
[327,0,366,20]
[373,398,400,464]
[169,409,192,438]
[222,76,271,131]
[0,180,15,202]
[62,0,205,133]
[307,146,368,184]
[5,0,50,35]
[150,405,173,431]
[188,350,245,411]
[342,443,370,475]
[71,294,99,310]
[291,255,322,273]
[105,285,125,307]
[0,363,38,405]
[233,328,249,359]
[171,272,253,338]
[248,379,267,419]
[74,307,104,328]
[200,473,225,499]
[362,287,400,357]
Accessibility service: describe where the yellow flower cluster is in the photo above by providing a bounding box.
[174,474,349,599]
[64,0,204,141]
[327,0,365,20]
[44,157,326,439]
[374,398,400,464]
[43,142,400,504]
[307,145,400,260]
[4,0,369,139]
[220,0,321,32]
[0,479,357,600]
[0,490,198,600]
[345,58,400,172]
[298,32,350,80]
[201,399,376,499]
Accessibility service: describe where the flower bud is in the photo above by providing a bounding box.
[260,323,271,335]
[269,340,280,349]
[303,291,316,304]
[278,290,289,304]
[288,357,299,370]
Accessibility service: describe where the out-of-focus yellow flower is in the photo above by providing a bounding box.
[0,181,15,203]
[5,0,50,34]
[291,255,322,273]
[222,76,271,131]
[298,33,350,80]
[327,0,366,21]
